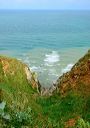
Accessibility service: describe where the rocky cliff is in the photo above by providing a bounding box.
[0,56,40,91]
[0,56,41,103]
[55,50,90,96]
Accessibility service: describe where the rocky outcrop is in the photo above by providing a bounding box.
[24,66,41,93]
[55,50,90,96]
[41,84,57,96]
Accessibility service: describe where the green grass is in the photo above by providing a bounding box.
[0,56,90,127]
[1,90,90,127]
[35,92,90,127]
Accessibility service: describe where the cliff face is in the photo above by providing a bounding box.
[24,66,41,92]
[55,50,90,96]
[0,56,40,101]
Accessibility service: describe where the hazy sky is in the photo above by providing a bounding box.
[0,0,90,10]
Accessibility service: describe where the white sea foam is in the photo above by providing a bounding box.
[61,64,74,74]
[31,66,38,71]
[31,66,44,73]
[48,69,59,77]
[44,51,60,65]
[45,63,53,67]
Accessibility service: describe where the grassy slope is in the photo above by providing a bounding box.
[0,55,90,128]
[0,56,40,111]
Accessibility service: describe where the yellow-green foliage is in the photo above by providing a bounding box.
[75,118,90,128]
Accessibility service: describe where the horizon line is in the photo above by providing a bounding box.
[0,9,90,11]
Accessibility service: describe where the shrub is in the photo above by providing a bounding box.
[0,101,33,127]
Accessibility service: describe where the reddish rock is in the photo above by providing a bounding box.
[55,50,90,96]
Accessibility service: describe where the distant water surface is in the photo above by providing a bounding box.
[0,10,90,87]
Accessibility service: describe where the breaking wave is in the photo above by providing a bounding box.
[44,51,60,65]
[61,64,74,74]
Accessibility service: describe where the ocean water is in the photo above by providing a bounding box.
[0,10,90,87]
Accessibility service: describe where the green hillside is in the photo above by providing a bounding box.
[0,54,90,128]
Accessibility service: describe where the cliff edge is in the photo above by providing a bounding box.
[55,50,90,96]
[0,56,41,102]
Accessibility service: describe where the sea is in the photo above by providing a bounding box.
[0,10,90,87]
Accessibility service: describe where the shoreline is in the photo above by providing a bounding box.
[0,47,89,87]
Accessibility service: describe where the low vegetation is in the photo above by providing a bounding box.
[0,92,90,127]
[0,53,90,127]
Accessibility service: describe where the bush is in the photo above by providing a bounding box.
[11,108,32,127]
[0,101,33,127]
